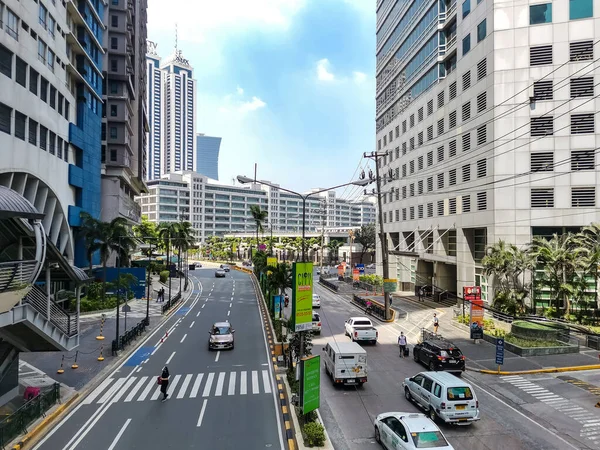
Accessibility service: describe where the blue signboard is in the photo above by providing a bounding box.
[273,295,283,317]
[495,338,505,365]
[357,264,365,275]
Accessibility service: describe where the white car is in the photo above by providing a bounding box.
[312,294,321,308]
[312,312,321,334]
[374,412,454,450]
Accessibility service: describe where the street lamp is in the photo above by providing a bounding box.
[237,175,372,359]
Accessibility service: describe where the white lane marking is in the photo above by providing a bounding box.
[98,379,126,404]
[196,399,208,427]
[177,374,193,399]
[227,310,231,317]
[203,373,215,397]
[167,374,181,397]
[252,371,259,394]
[202,304,206,308]
[137,377,156,401]
[229,303,232,308]
[180,334,187,343]
[135,367,142,373]
[166,352,176,365]
[197,311,201,317]
[262,370,272,394]
[231,296,234,301]
[240,371,247,395]
[228,372,236,395]
[83,378,113,404]
[190,321,195,328]
[151,384,163,401]
[107,418,132,450]
[124,377,148,402]
[215,372,226,396]
[215,351,220,362]
[190,373,204,398]
[112,377,137,403]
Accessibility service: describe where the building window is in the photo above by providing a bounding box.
[437,173,444,189]
[40,78,48,103]
[477,192,487,210]
[0,103,11,135]
[462,71,471,91]
[462,0,470,18]
[39,4,47,28]
[477,58,487,80]
[449,140,457,157]
[427,177,433,192]
[410,160,415,174]
[395,147,400,159]
[437,200,444,216]
[402,186,407,198]
[0,45,12,79]
[570,40,593,61]
[449,81,457,100]
[462,132,471,152]
[476,92,487,113]
[402,120,406,133]
[418,180,423,195]
[531,152,554,171]
[418,131,423,146]
[570,0,593,20]
[477,159,487,178]
[49,86,56,108]
[427,125,433,141]
[438,91,444,108]
[533,80,553,100]
[111,15,118,27]
[58,93,64,115]
[47,49,54,71]
[29,68,38,95]
[110,127,117,138]
[395,210,400,221]
[462,195,471,213]
[437,146,444,162]
[110,82,119,94]
[571,113,594,134]
[28,119,38,145]
[530,45,553,66]
[477,19,486,43]
[530,3,552,24]
[395,125,400,138]
[462,164,471,182]
[49,131,55,155]
[449,198,457,215]
[449,110,457,128]
[531,116,554,136]
[410,114,415,128]
[571,149,594,170]
[570,77,594,97]
[410,184,415,197]
[437,118,444,135]
[402,208,407,221]
[462,101,471,121]
[410,137,414,150]
[110,149,118,161]
[38,39,47,64]
[571,187,595,207]
[39,126,47,150]
[418,107,424,122]
[48,15,55,38]
[418,205,424,219]
[477,125,486,145]
[402,164,407,177]
[449,168,457,185]
[111,59,118,71]
[6,8,19,40]
[427,99,433,115]
[427,203,433,217]
[15,57,26,87]
[110,105,117,116]
[427,151,433,166]
[111,37,118,50]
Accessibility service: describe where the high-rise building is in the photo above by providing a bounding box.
[196,133,221,180]
[101,0,149,226]
[376,0,600,299]
[145,40,196,181]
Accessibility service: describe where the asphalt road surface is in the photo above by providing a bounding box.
[312,283,600,450]
[32,269,285,450]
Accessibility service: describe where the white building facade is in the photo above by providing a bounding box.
[376,0,600,300]
[145,41,196,181]
[138,171,376,243]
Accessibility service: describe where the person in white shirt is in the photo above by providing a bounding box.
[398,332,407,357]
[433,313,439,334]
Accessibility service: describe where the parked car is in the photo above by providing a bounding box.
[312,312,321,334]
[208,322,235,350]
[344,317,378,344]
[220,264,231,272]
[312,294,321,308]
[413,338,465,375]
[322,341,367,386]
[403,371,480,425]
[215,269,226,278]
[373,412,454,449]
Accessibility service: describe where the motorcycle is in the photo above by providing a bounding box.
[284,295,289,307]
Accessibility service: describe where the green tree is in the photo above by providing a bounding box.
[172,221,195,275]
[133,216,158,257]
[249,205,268,255]
[355,224,376,263]
[327,240,343,264]
[267,262,292,296]
[108,273,139,301]
[252,251,268,276]
[157,222,178,278]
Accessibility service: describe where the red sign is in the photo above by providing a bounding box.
[464,286,484,339]
[352,269,360,282]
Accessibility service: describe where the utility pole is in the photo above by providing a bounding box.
[363,151,397,320]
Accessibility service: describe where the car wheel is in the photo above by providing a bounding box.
[429,407,437,423]
[405,387,412,402]
[429,361,436,371]
[374,426,381,443]
[413,349,419,362]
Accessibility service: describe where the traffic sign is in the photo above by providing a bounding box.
[495,338,505,365]
[121,304,131,313]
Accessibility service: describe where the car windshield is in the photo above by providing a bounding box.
[410,431,449,448]
[440,349,462,358]
[312,314,320,321]
[213,326,231,335]
[447,386,473,400]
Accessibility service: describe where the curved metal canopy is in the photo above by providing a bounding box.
[0,186,44,220]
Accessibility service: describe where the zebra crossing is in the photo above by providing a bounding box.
[501,375,600,446]
[83,369,273,405]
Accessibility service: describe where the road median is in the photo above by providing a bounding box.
[477,364,600,375]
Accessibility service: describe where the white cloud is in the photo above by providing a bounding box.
[353,71,367,84]
[219,91,267,114]
[238,96,267,112]
[316,59,335,81]
[236,86,244,95]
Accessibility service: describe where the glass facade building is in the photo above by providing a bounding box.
[196,134,221,180]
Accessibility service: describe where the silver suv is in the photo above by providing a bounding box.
[208,322,235,350]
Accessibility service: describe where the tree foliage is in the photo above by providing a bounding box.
[355,224,376,263]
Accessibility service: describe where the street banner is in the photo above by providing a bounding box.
[357,264,365,275]
[383,279,398,293]
[273,295,283,317]
[301,355,321,414]
[291,262,313,332]
[465,286,484,339]
[495,338,505,365]
[337,265,344,277]
[353,269,360,282]
[267,257,277,275]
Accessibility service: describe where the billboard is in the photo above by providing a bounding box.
[383,279,398,293]
[465,286,484,339]
[291,262,313,332]
[301,355,321,414]
[352,269,360,282]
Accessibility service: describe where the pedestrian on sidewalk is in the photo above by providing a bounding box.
[419,288,424,302]
[433,313,439,334]
[398,332,407,357]
[159,288,165,302]
[159,366,170,402]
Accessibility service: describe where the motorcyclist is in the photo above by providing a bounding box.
[284,294,289,307]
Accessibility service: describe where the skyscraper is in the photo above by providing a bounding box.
[101,0,149,226]
[196,133,221,180]
[145,40,197,181]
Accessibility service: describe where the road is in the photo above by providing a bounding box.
[311,283,600,450]
[32,269,285,450]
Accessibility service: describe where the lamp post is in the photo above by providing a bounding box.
[237,175,372,361]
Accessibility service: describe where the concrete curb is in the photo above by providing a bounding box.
[478,364,600,375]
[11,393,80,450]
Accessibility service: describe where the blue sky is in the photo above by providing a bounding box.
[147,0,375,197]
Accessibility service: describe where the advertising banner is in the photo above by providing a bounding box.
[291,262,313,332]
[352,269,360,282]
[273,295,283,318]
[337,265,345,277]
[465,286,484,339]
[301,355,321,414]
[383,279,398,293]
[267,257,277,275]
[495,338,505,365]
[357,264,365,275]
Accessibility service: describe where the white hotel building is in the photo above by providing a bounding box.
[375,0,600,300]
[137,171,376,243]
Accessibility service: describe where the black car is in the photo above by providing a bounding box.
[413,339,465,375]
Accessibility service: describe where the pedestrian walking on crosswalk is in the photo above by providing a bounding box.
[160,366,170,402]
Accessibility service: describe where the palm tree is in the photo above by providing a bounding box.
[249,205,268,255]
[157,222,178,277]
[79,212,103,276]
[171,221,196,288]
[327,240,343,264]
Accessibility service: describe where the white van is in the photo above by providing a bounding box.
[403,371,480,425]
[322,341,367,386]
